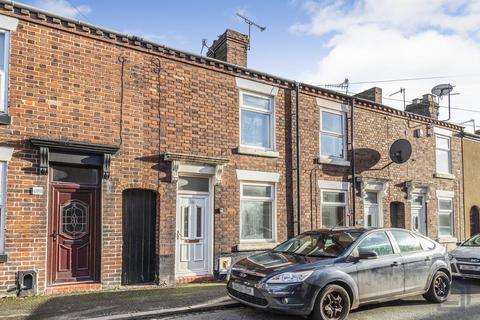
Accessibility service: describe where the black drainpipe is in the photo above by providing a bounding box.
[296,82,301,235]
[350,97,356,226]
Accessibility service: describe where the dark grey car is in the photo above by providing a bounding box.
[227,228,451,320]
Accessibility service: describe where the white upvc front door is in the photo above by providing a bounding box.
[175,195,211,277]
[364,191,382,227]
[411,194,427,235]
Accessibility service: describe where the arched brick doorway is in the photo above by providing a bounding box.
[471,206,480,236]
[390,202,405,228]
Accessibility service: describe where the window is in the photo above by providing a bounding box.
[391,230,423,253]
[0,30,10,114]
[321,190,348,228]
[178,176,209,192]
[435,135,452,174]
[357,232,394,257]
[438,198,453,237]
[52,165,99,185]
[320,110,346,159]
[240,183,275,241]
[0,161,6,254]
[240,91,274,150]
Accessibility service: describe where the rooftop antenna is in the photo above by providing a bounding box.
[389,87,406,110]
[431,83,458,121]
[200,38,211,55]
[236,13,266,50]
[325,78,349,94]
[458,119,476,133]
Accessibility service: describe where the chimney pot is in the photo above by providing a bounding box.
[207,29,249,67]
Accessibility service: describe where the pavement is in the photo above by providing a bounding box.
[0,282,238,320]
[156,278,480,320]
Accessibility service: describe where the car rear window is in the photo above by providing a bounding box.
[391,230,423,253]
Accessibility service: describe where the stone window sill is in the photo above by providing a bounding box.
[434,173,455,180]
[237,146,279,158]
[0,114,11,125]
[0,254,7,263]
[318,157,351,167]
[236,242,278,252]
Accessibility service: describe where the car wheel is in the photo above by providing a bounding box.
[423,271,451,303]
[311,284,351,320]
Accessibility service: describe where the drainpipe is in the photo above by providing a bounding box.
[461,129,466,240]
[295,82,301,235]
[350,97,356,226]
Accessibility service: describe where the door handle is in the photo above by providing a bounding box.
[391,261,401,267]
[50,231,58,240]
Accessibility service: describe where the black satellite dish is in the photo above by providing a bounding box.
[389,139,412,164]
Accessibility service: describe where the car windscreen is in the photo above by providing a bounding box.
[462,234,480,247]
[273,231,362,257]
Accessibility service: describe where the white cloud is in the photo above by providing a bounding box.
[292,0,480,131]
[33,0,91,19]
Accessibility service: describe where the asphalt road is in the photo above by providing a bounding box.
[158,278,480,320]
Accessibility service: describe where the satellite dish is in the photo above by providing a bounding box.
[431,84,453,97]
[389,139,412,164]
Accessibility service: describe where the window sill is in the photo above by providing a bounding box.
[237,146,279,158]
[434,173,455,180]
[236,242,278,252]
[318,157,351,167]
[0,114,11,125]
[0,254,7,263]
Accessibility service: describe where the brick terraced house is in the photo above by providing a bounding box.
[0,2,466,296]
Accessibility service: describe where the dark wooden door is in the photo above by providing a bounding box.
[471,206,480,236]
[122,189,157,285]
[48,184,100,284]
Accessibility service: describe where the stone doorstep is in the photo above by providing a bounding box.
[89,299,241,320]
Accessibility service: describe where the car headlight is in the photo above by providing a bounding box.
[266,270,314,284]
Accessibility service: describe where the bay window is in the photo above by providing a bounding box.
[240,91,274,150]
[240,183,275,242]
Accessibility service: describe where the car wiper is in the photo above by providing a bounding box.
[306,252,338,258]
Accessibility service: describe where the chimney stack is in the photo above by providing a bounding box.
[207,29,249,67]
[405,94,440,120]
[355,87,382,104]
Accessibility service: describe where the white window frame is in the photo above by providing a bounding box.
[320,189,349,228]
[319,108,347,160]
[438,197,454,238]
[435,134,452,175]
[0,161,6,254]
[239,90,276,151]
[239,181,277,243]
[0,29,10,114]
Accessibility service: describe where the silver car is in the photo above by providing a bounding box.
[450,233,480,279]
[227,228,451,320]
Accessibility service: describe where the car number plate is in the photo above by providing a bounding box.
[231,282,254,296]
[460,265,480,271]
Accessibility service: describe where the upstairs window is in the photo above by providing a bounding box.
[435,135,452,174]
[0,30,10,114]
[320,109,346,159]
[240,91,274,150]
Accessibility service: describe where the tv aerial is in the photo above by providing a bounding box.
[389,87,406,110]
[431,83,458,121]
[236,13,266,50]
[325,78,349,94]
[389,139,412,164]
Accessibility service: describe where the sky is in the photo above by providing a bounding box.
[22,0,480,132]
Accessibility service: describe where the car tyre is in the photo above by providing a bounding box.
[311,284,351,320]
[423,271,451,303]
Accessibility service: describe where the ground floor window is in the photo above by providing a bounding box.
[321,190,348,228]
[438,197,453,237]
[240,183,275,241]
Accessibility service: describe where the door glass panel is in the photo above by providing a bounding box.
[365,192,378,204]
[62,201,88,237]
[357,232,393,256]
[391,231,423,253]
[182,206,189,238]
[52,165,98,185]
[196,206,203,238]
[178,177,209,192]
[412,195,423,206]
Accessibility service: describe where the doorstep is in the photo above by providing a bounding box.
[176,275,215,284]
[45,282,102,294]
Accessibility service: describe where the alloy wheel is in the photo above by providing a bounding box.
[322,291,344,319]
[434,274,449,298]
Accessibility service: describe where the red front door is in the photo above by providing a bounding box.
[48,184,100,285]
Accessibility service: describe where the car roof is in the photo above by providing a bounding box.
[302,227,414,235]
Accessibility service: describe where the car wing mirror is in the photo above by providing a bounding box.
[358,250,378,260]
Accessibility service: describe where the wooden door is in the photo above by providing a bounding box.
[48,185,100,284]
[471,206,480,236]
[122,189,157,285]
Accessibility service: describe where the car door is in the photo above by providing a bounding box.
[354,231,405,302]
[389,230,433,293]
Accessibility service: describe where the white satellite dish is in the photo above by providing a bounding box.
[431,84,453,97]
